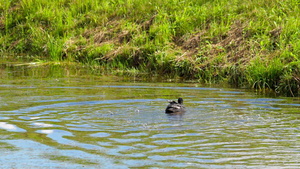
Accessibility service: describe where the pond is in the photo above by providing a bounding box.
[1,63,300,168]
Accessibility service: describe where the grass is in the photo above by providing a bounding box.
[1,0,300,96]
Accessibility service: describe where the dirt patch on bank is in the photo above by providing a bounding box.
[83,20,125,45]
[178,21,284,68]
[81,15,157,61]
[215,21,251,64]
[83,15,157,47]
[178,21,253,67]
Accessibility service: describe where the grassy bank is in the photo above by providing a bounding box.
[1,0,300,96]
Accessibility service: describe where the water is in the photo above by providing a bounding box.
[1,63,300,168]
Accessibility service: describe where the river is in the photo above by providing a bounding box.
[0,63,300,168]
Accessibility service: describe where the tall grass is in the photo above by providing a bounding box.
[247,56,284,90]
[1,0,300,95]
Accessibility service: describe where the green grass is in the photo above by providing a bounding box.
[1,0,300,96]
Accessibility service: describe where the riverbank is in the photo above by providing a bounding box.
[1,0,299,96]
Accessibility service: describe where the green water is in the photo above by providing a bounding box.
[1,63,300,168]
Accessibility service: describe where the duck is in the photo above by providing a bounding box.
[165,98,186,113]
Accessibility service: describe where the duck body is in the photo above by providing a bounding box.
[165,98,186,113]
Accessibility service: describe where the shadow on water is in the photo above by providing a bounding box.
[1,62,300,168]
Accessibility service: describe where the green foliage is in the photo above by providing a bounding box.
[247,56,284,90]
[47,36,65,61]
[1,0,300,95]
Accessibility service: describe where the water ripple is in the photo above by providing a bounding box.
[1,82,300,168]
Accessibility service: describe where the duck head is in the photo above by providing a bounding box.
[178,98,183,104]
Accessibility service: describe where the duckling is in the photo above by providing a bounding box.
[165,98,186,113]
